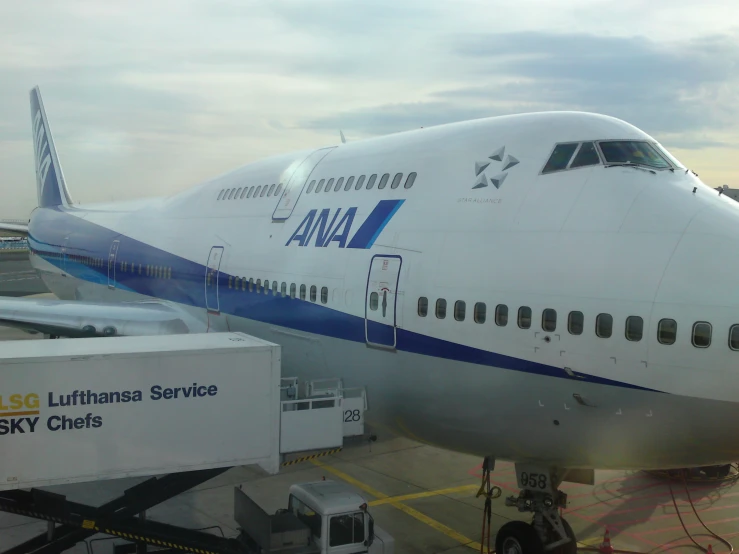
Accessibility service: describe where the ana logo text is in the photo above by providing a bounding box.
[286,200,404,249]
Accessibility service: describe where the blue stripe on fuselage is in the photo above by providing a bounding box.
[27,207,660,393]
[347,199,404,249]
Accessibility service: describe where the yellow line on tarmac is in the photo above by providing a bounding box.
[311,459,483,550]
[369,484,479,506]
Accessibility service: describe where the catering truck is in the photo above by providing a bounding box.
[0,332,391,554]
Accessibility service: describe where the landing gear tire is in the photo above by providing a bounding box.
[495,521,544,554]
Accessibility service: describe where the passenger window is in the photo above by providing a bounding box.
[729,325,739,350]
[542,309,557,332]
[310,286,317,302]
[281,282,287,297]
[568,311,584,335]
[249,278,254,292]
[658,318,677,345]
[474,302,486,324]
[436,299,447,319]
[315,179,326,193]
[325,178,334,193]
[235,187,243,199]
[247,186,254,198]
[272,281,278,296]
[542,143,579,174]
[254,186,262,197]
[370,292,379,311]
[300,284,306,300]
[240,187,248,199]
[454,301,466,321]
[334,178,344,192]
[228,189,236,200]
[256,279,261,293]
[366,174,377,189]
[344,176,355,191]
[596,313,613,338]
[307,180,316,193]
[290,283,296,299]
[217,190,224,200]
[264,280,270,293]
[274,183,283,197]
[692,322,711,348]
[241,277,246,290]
[625,316,643,342]
[390,173,403,189]
[404,172,417,189]
[495,304,508,326]
[260,186,268,197]
[321,286,328,304]
[418,297,428,317]
[268,184,276,196]
[518,307,531,329]
[378,173,390,189]
[355,176,366,190]
[570,142,600,168]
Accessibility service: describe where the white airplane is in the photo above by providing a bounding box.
[2,86,737,554]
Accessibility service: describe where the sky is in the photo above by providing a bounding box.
[1,0,738,218]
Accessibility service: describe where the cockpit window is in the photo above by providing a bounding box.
[569,142,600,168]
[542,143,579,173]
[598,141,671,169]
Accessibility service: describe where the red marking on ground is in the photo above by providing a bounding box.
[565,507,663,549]
[634,514,739,537]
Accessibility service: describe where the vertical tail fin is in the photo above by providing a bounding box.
[30,86,73,208]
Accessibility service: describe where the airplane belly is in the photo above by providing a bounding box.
[225,312,739,471]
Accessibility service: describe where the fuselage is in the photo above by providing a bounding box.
[26,111,739,470]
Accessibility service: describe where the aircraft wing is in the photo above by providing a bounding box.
[0,297,206,337]
[0,222,28,234]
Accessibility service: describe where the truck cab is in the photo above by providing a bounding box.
[234,479,393,554]
[287,480,393,554]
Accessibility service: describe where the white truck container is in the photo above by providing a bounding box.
[0,332,288,490]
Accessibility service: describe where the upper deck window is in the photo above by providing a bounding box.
[598,141,671,169]
[542,143,578,173]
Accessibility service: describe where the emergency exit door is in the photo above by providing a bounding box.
[107,240,119,289]
[364,255,402,349]
[272,146,336,221]
[205,246,224,314]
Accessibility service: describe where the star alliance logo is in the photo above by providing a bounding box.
[472,146,519,190]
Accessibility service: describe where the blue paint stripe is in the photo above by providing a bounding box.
[347,199,404,249]
[27,207,661,394]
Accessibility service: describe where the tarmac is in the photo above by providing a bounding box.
[1,253,739,554]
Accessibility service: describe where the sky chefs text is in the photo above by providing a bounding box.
[0,383,218,436]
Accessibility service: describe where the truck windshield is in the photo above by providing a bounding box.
[329,512,365,547]
[598,141,671,169]
[288,495,322,538]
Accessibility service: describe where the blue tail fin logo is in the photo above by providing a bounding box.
[30,87,72,208]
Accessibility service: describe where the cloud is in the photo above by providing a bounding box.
[305,31,739,142]
[2,2,739,218]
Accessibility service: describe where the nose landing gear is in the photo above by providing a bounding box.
[493,464,578,554]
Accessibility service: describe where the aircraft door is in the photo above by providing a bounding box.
[205,246,224,314]
[107,240,120,289]
[272,146,336,221]
[365,255,402,349]
[61,236,69,277]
